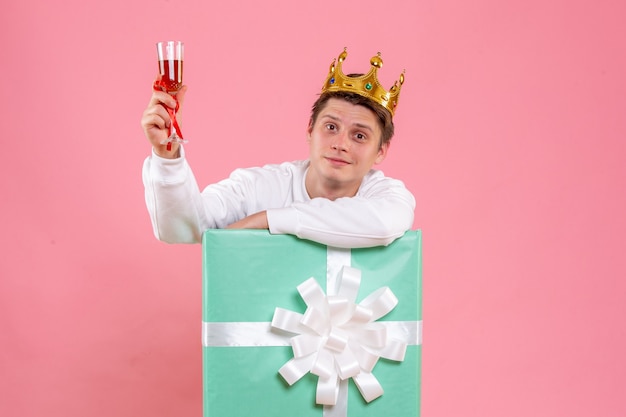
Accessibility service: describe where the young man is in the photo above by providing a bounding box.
[141,49,415,248]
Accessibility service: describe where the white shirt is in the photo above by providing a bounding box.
[142,147,416,248]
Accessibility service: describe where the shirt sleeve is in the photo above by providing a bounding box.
[142,149,292,243]
[142,147,207,243]
[267,172,415,248]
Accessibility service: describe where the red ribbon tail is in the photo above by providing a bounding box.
[171,100,183,139]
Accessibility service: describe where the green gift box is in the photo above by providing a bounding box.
[202,229,422,417]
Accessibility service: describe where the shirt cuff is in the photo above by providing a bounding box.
[149,146,187,183]
[267,207,299,236]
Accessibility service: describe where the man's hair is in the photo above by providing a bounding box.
[309,88,395,148]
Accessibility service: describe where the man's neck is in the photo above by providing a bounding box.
[305,173,359,201]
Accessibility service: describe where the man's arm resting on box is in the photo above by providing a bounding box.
[267,187,415,248]
[226,211,269,230]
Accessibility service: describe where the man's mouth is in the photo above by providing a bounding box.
[326,156,350,166]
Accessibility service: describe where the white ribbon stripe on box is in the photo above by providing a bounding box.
[202,247,422,417]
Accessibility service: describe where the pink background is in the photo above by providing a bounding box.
[1,0,625,416]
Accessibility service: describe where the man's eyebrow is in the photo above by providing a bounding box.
[320,114,340,122]
[354,122,374,133]
[320,114,375,133]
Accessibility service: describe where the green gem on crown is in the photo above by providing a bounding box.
[365,83,372,90]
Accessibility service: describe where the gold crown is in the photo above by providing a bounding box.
[321,48,405,117]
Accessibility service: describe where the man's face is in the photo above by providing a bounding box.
[306,98,388,199]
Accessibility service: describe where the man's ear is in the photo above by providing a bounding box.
[375,142,390,164]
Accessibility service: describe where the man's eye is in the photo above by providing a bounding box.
[355,133,366,140]
[325,123,336,131]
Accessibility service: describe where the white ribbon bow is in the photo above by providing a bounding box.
[271,265,408,406]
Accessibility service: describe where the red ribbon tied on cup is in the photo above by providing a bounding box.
[271,266,408,406]
[153,78,184,151]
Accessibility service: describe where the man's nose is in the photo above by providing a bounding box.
[331,131,349,151]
